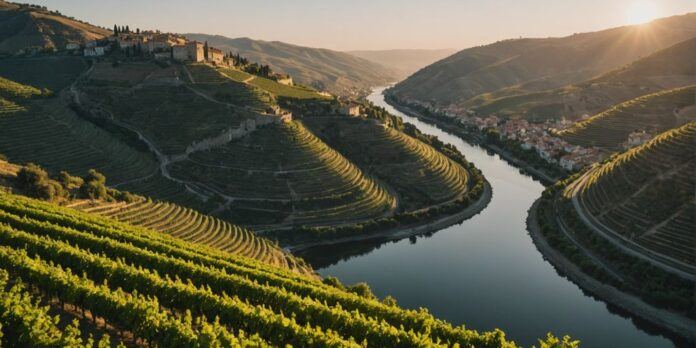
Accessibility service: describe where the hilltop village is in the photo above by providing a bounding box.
[68,26,294,86]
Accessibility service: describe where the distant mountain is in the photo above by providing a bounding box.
[0,1,109,54]
[347,49,457,80]
[471,37,696,120]
[185,34,399,97]
[389,13,696,109]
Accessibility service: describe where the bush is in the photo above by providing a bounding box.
[58,171,84,189]
[16,164,65,201]
[322,276,345,290]
[347,282,376,300]
[79,169,109,200]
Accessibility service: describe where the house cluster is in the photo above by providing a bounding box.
[463,116,602,171]
[622,130,653,149]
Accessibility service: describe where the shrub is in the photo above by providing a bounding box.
[58,171,84,189]
[16,164,65,201]
[347,282,376,300]
[322,276,345,290]
[79,169,109,200]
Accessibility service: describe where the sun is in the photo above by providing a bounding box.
[626,1,661,25]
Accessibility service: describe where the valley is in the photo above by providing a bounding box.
[0,1,694,347]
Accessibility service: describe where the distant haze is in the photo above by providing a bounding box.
[347,49,458,79]
[29,0,696,51]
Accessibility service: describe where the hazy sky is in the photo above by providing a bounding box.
[34,0,696,51]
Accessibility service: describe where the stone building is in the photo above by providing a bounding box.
[187,41,205,62]
[208,47,224,64]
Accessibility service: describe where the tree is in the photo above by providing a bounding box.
[113,24,118,36]
[125,25,130,33]
[136,28,140,34]
[79,169,109,200]
[204,41,209,60]
[16,164,65,201]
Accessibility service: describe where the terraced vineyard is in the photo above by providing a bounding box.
[559,86,696,149]
[67,197,312,275]
[0,189,521,347]
[82,75,254,155]
[217,66,329,100]
[169,121,396,227]
[185,63,271,110]
[303,117,470,209]
[0,57,86,92]
[563,122,696,271]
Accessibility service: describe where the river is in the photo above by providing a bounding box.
[299,87,678,347]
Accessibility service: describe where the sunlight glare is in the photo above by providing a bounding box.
[626,1,661,25]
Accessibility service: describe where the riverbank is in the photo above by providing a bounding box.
[286,179,492,252]
[527,198,696,344]
[384,96,559,185]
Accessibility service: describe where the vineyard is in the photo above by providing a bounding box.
[185,63,271,110]
[82,81,254,156]
[216,66,328,100]
[168,121,396,227]
[303,117,470,209]
[0,189,519,347]
[559,85,696,149]
[68,197,313,275]
[563,122,696,270]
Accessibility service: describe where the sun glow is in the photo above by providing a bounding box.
[626,1,661,25]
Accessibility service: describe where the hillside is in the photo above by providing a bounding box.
[389,13,696,109]
[468,37,696,120]
[0,1,109,54]
[0,160,313,275]
[0,188,532,347]
[347,48,457,80]
[184,34,399,97]
[558,85,696,149]
[561,122,696,274]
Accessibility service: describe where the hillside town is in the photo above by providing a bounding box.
[462,115,602,171]
[69,26,294,85]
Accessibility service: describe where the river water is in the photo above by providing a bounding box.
[300,87,677,347]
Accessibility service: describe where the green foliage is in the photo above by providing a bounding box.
[537,333,580,348]
[347,282,376,300]
[15,163,65,201]
[79,169,108,200]
[58,171,84,189]
[0,190,541,347]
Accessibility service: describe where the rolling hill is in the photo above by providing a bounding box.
[561,122,696,274]
[468,37,696,120]
[558,85,696,149]
[347,48,457,80]
[0,1,109,54]
[184,34,399,97]
[388,13,696,110]
[0,159,314,276]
